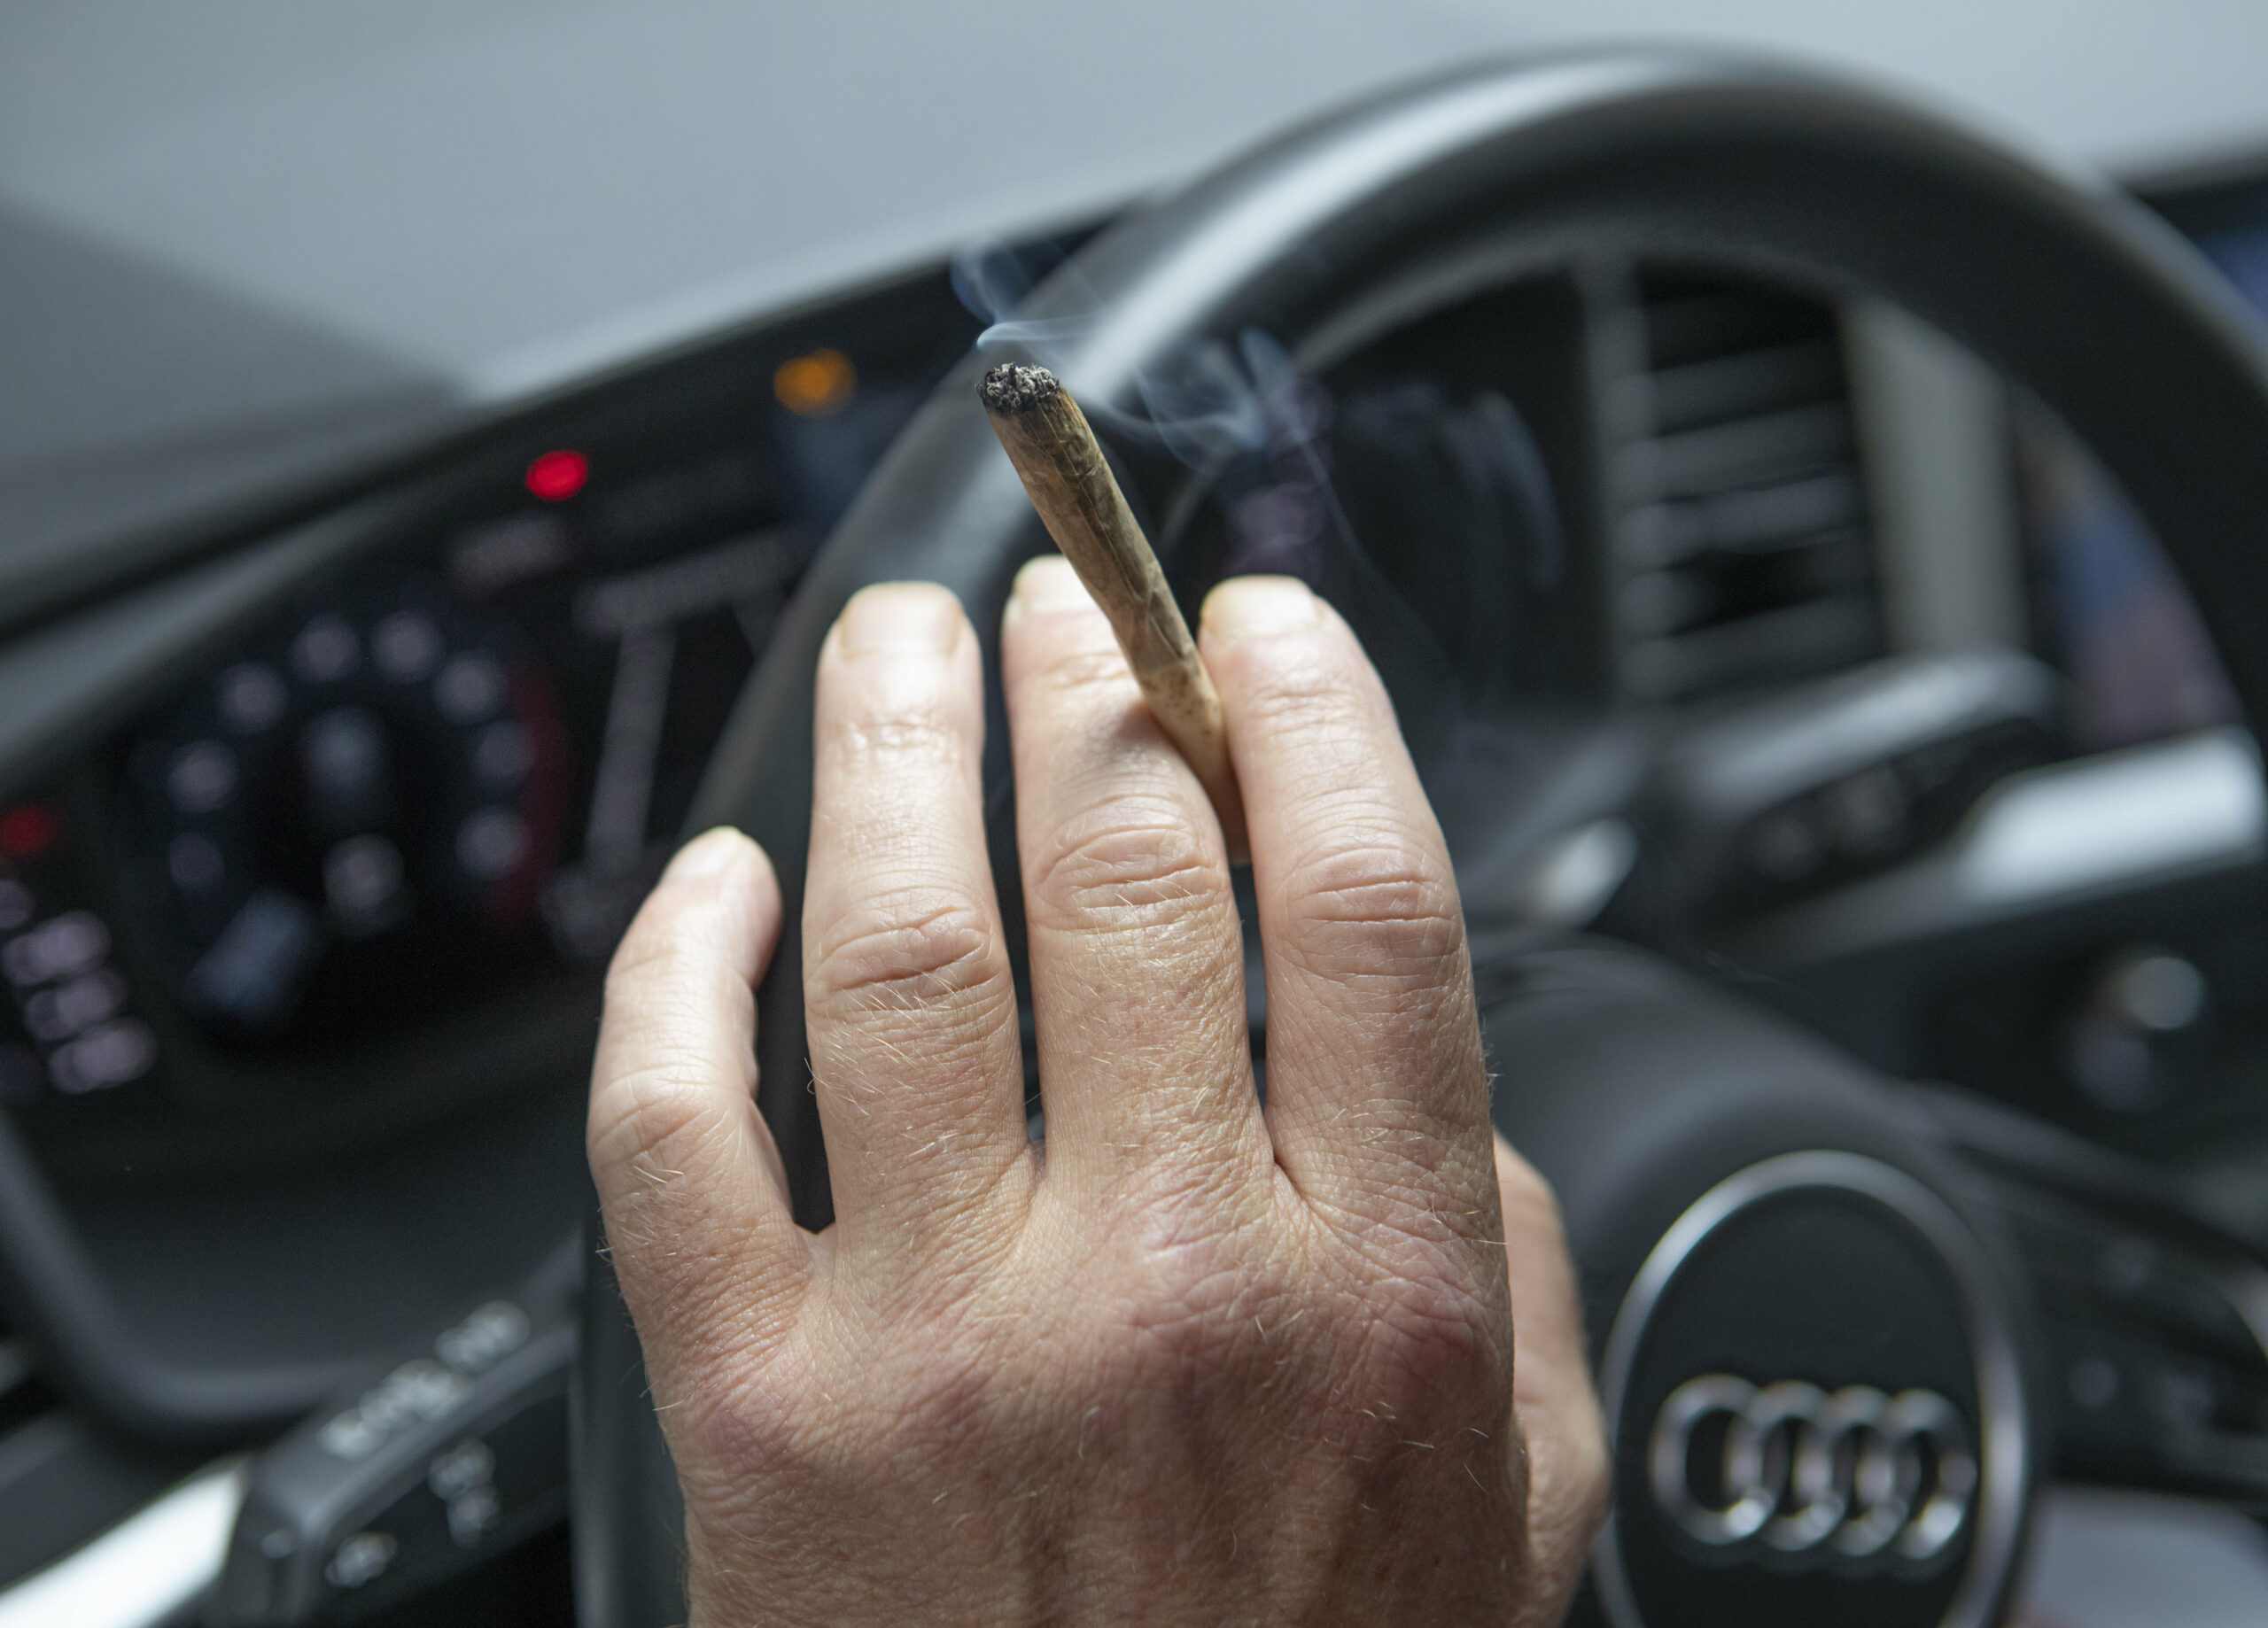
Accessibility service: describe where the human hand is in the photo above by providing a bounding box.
[588,561,1608,1624]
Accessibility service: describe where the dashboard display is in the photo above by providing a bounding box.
[0,810,158,1107]
[85,314,953,1062]
[105,461,809,1052]
[117,586,575,1045]
[0,263,983,1155]
[112,420,844,1053]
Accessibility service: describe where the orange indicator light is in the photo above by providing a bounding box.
[773,349,858,417]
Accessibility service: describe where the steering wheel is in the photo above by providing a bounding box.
[573,50,2268,1628]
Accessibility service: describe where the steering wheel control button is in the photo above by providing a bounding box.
[322,1531,396,1591]
[2065,945,2211,1113]
[208,1294,570,1627]
[190,889,320,1027]
[429,1438,502,1547]
[433,652,507,725]
[3,911,108,988]
[317,1361,474,1463]
[1645,649,2061,921]
[323,835,408,936]
[433,1299,532,1372]
[1595,1152,2026,1628]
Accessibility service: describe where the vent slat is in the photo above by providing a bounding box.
[1619,471,1865,568]
[1646,338,1846,433]
[1620,530,1872,638]
[1606,274,1881,700]
[1624,595,1880,700]
[1642,291,1834,368]
[1619,401,1854,501]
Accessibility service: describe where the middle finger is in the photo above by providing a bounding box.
[1001,557,1265,1198]
[804,583,1029,1260]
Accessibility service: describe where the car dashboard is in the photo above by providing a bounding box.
[0,274,976,1174]
[4,147,2268,1624]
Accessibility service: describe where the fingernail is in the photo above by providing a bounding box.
[667,826,746,881]
[838,583,964,656]
[1004,554,1091,624]
[1201,576,1324,638]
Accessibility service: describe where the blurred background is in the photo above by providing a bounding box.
[5,1,2268,585]
[5,6,2268,1627]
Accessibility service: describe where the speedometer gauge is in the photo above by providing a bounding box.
[115,585,571,1046]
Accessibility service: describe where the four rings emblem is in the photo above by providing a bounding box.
[1649,1375,1977,1567]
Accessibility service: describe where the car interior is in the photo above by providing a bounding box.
[4,19,2268,1628]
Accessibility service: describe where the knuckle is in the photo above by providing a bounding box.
[1024,802,1224,933]
[603,919,700,1004]
[1095,1183,1270,1365]
[1277,832,1464,987]
[588,1060,734,1177]
[681,1340,1019,1533]
[806,891,1006,1023]
[827,674,973,769]
[889,1332,1003,1461]
[672,1350,815,1489]
[838,705,963,764]
[1236,650,1367,735]
[1363,1267,1513,1401]
[1130,1240,1252,1353]
[1027,640,1138,696]
[1294,1193,1516,1410]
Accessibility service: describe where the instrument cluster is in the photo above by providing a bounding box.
[119,585,574,1045]
[106,430,803,1055]
[0,279,976,1147]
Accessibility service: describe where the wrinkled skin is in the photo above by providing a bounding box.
[589,562,1609,1625]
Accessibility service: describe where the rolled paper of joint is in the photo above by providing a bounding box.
[980,363,1248,855]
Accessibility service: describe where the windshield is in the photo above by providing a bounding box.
[4,2,2266,590]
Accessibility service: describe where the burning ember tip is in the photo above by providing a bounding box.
[979,362,1062,415]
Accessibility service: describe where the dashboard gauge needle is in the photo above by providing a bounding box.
[586,624,676,879]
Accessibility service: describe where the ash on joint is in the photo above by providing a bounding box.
[979,363,1062,415]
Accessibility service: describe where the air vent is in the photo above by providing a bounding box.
[1594,271,1884,701]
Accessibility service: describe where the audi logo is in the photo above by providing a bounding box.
[1649,1376,1977,1567]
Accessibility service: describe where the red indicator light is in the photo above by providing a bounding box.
[524,449,588,502]
[0,804,58,861]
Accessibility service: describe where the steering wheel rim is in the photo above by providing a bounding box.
[575,49,2268,1627]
